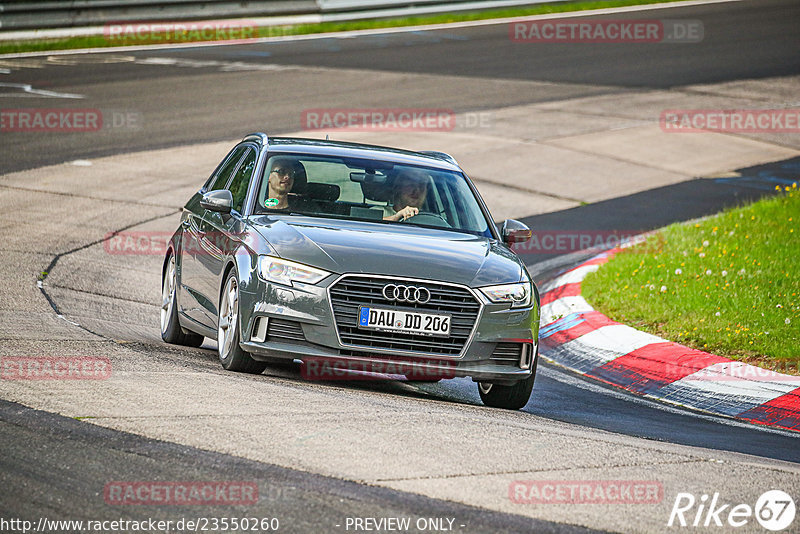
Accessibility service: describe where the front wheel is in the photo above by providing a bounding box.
[161,253,204,347]
[218,270,267,374]
[478,350,538,410]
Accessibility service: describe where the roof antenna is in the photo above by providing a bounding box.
[325,133,329,141]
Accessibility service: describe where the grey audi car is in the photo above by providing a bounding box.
[161,133,540,409]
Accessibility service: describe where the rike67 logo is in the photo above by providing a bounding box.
[668,490,795,531]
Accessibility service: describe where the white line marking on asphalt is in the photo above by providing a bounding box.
[136,56,296,72]
[0,82,83,98]
[0,55,302,74]
[0,58,47,69]
[55,313,81,327]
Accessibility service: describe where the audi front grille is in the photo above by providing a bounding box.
[328,275,481,357]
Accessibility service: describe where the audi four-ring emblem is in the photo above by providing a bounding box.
[382,284,431,304]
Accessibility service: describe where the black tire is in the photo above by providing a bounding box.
[217,269,267,374]
[478,349,538,410]
[181,331,205,348]
[161,252,204,347]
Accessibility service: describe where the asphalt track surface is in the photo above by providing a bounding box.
[1,0,800,532]
[0,400,596,534]
[2,0,799,173]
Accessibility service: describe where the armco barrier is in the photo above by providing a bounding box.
[0,0,557,31]
[0,0,318,30]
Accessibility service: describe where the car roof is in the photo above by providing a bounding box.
[243,134,463,172]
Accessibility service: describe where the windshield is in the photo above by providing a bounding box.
[253,153,494,237]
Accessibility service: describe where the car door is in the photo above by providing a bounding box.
[180,145,247,328]
[195,146,258,327]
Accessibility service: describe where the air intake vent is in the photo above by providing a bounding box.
[490,343,524,366]
[266,318,306,342]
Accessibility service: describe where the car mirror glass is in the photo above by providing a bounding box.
[200,190,233,214]
[502,219,532,245]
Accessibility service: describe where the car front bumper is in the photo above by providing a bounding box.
[238,273,539,384]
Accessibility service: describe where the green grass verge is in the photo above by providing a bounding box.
[582,184,800,372]
[1,0,686,55]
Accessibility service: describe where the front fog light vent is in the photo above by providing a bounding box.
[520,343,533,370]
[251,316,268,343]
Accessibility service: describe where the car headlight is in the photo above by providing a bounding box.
[257,256,330,287]
[480,282,532,308]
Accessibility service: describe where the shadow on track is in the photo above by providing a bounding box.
[516,158,800,266]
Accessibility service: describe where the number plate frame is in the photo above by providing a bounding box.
[357,306,451,337]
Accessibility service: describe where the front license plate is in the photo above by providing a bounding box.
[357,307,451,337]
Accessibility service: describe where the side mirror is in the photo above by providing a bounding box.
[200,189,233,214]
[501,219,532,245]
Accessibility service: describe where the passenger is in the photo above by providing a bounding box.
[383,169,429,221]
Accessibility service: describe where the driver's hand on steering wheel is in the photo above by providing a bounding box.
[393,206,419,221]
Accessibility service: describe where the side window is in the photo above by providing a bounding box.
[227,148,257,214]
[207,146,246,192]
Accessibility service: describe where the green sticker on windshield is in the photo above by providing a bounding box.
[265,198,280,208]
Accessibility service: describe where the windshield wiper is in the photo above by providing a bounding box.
[259,209,323,217]
[287,211,326,217]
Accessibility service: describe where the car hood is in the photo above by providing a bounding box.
[249,215,523,287]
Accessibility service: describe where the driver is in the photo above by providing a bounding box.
[383,168,429,222]
[263,157,314,211]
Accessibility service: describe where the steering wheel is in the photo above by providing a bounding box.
[402,212,451,228]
